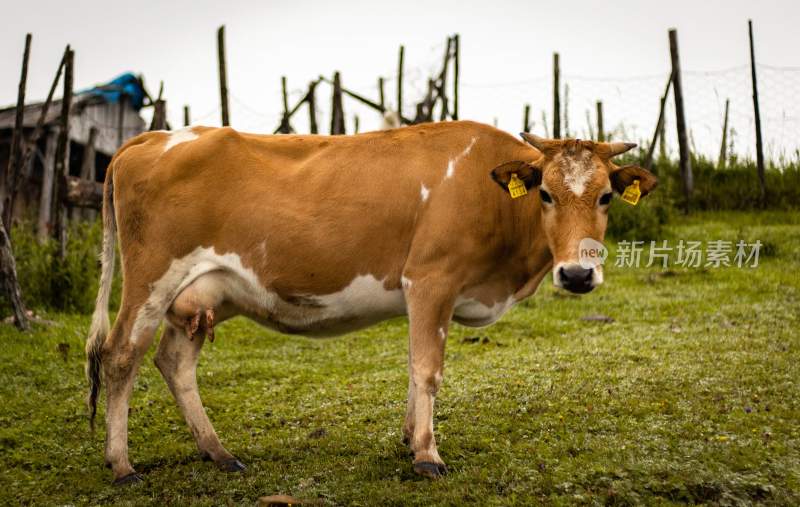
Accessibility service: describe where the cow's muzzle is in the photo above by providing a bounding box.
[554,263,601,294]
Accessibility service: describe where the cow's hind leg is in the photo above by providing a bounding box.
[103,305,158,485]
[154,323,245,472]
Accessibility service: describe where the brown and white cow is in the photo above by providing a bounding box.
[85,121,656,485]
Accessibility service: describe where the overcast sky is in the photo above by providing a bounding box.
[2,0,799,156]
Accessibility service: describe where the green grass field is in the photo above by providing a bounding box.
[1,211,798,506]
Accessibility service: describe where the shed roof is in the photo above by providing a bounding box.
[0,73,148,155]
[0,72,147,130]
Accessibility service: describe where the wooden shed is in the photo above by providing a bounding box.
[0,73,147,229]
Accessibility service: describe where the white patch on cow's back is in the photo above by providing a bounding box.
[444,137,477,180]
[420,183,430,202]
[445,159,456,179]
[256,241,268,263]
[453,294,515,327]
[438,327,446,340]
[130,247,407,342]
[163,127,199,153]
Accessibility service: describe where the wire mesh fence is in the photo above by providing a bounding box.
[146,31,799,165]
[460,64,800,162]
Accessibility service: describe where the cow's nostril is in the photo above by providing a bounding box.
[558,265,595,294]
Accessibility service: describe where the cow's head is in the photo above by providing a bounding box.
[491,133,657,294]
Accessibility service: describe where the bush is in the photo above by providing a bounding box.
[652,155,800,211]
[606,194,671,242]
[7,221,120,313]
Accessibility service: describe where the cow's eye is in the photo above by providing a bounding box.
[539,189,553,204]
[599,192,613,206]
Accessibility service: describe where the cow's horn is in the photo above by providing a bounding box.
[605,142,638,157]
[520,132,550,151]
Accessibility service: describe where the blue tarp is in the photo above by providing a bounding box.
[84,73,146,111]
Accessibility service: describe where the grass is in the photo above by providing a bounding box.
[1,210,799,506]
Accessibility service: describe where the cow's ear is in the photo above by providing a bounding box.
[490,161,542,193]
[609,165,658,198]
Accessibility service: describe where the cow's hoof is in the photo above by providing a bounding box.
[112,472,144,487]
[218,458,247,472]
[413,461,448,479]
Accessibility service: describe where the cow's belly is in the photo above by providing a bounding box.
[143,246,517,342]
[158,247,407,338]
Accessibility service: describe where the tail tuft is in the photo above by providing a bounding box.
[85,325,106,430]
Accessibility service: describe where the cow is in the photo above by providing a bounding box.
[85,120,657,485]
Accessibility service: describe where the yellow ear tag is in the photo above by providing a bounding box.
[621,179,641,206]
[508,173,528,199]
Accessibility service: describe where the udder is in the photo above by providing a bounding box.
[452,295,516,327]
[166,271,229,340]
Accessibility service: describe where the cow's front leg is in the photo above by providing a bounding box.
[404,283,454,479]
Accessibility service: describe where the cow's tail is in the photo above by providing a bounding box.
[86,164,117,431]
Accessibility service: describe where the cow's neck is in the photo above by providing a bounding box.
[511,199,553,301]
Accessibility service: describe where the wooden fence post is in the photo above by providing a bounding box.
[0,33,33,331]
[397,45,404,120]
[552,53,560,139]
[748,20,766,205]
[563,83,570,137]
[669,28,693,213]
[330,71,345,135]
[718,98,730,169]
[438,36,452,121]
[53,47,73,257]
[308,81,318,134]
[3,33,32,230]
[452,34,460,121]
[424,79,435,122]
[354,115,360,134]
[183,105,191,127]
[217,25,230,126]
[596,101,604,142]
[644,75,672,170]
[523,104,531,133]
[378,77,385,110]
[37,133,57,242]
[279,76,292,134]
[149,93,167,131]
[19,48,65,185]
[0,223,29,330]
